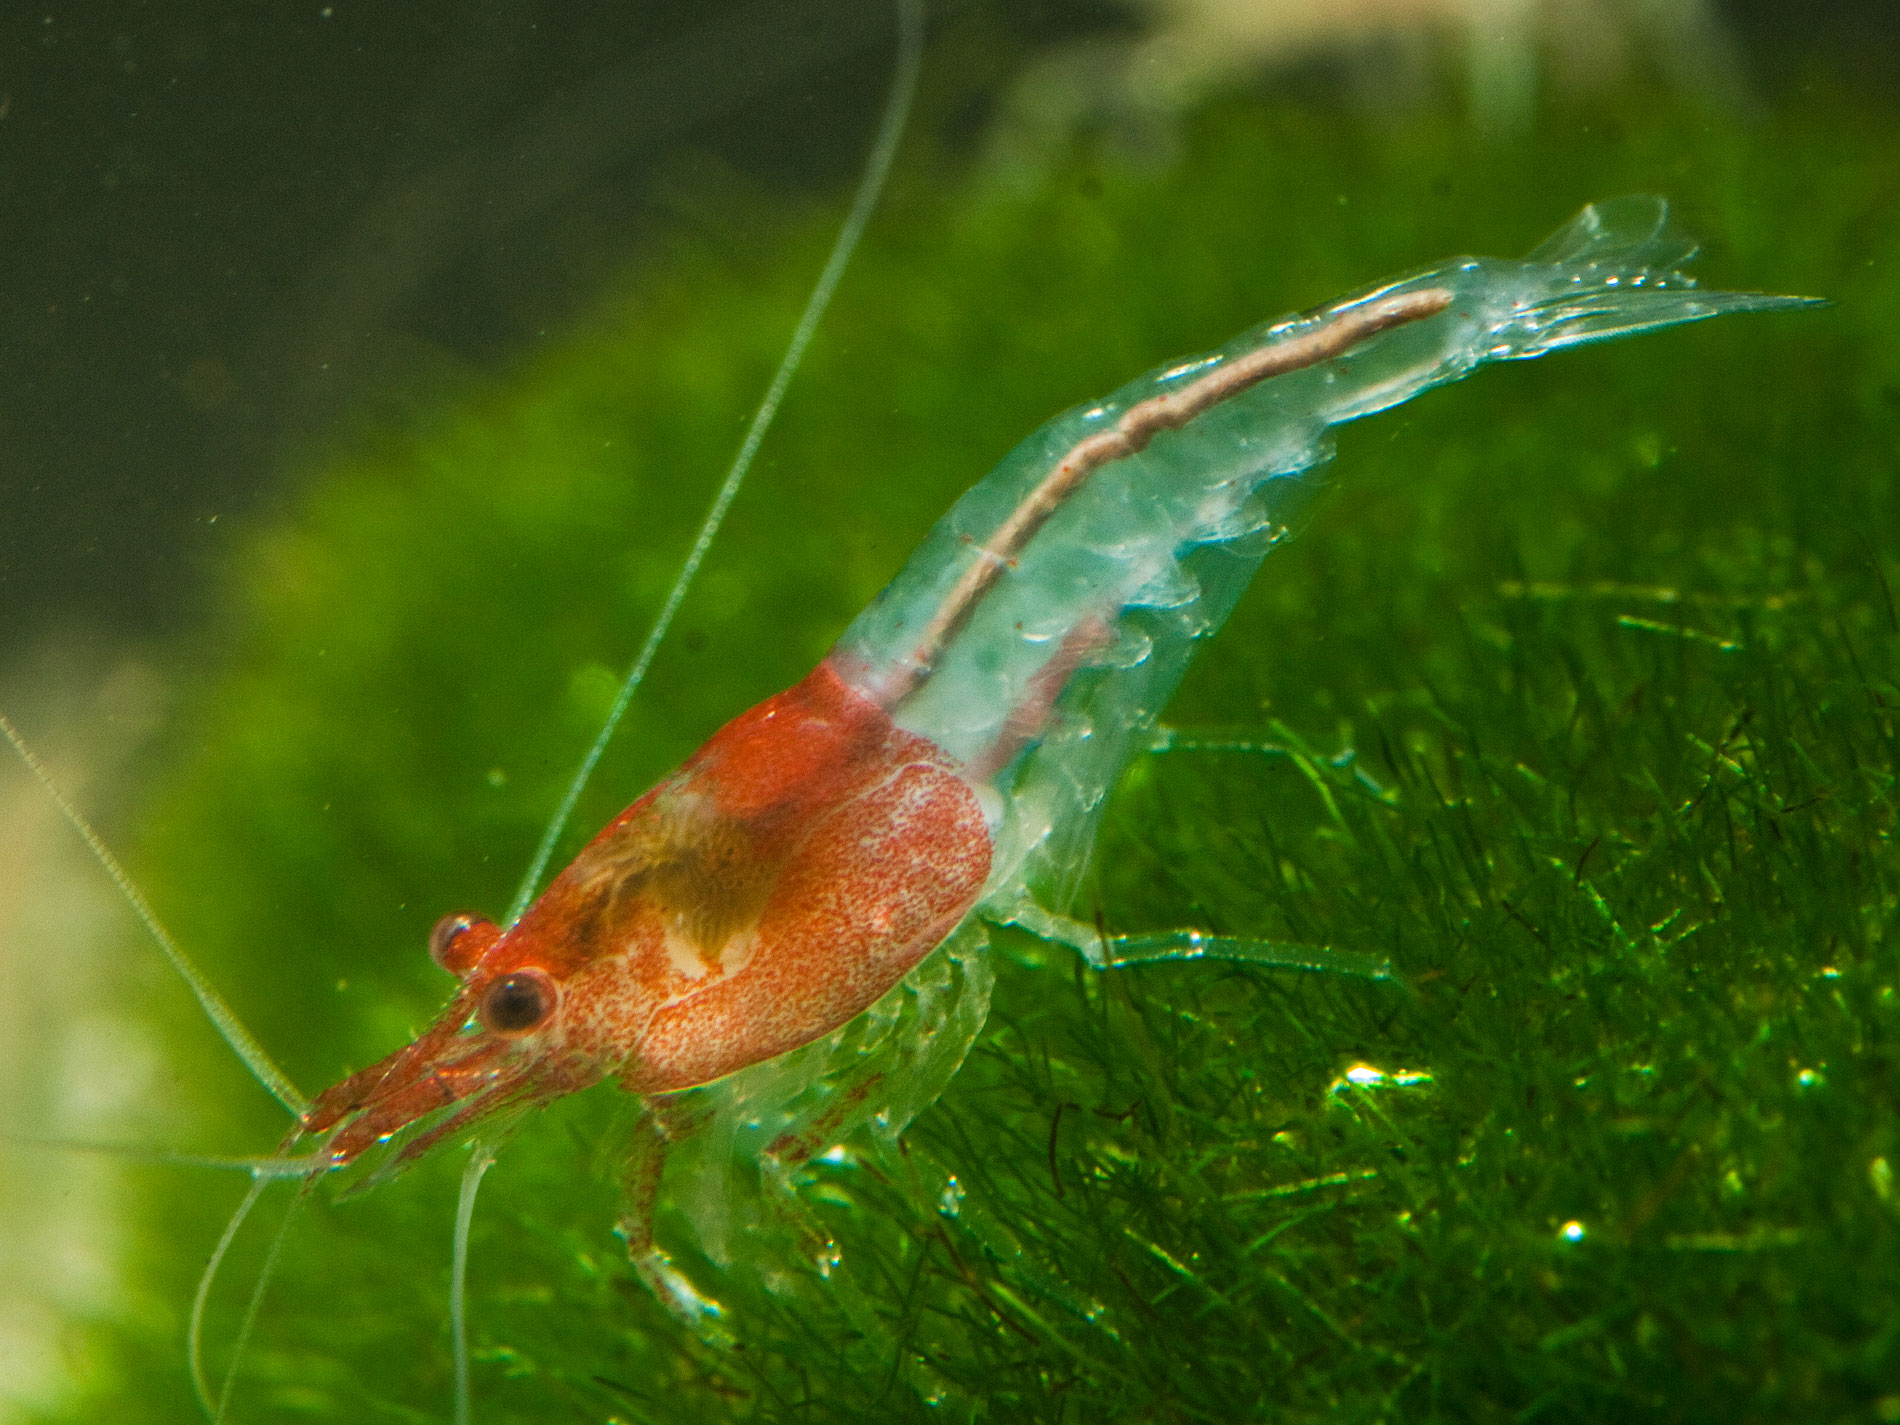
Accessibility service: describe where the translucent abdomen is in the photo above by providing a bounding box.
[828,197,1813,911]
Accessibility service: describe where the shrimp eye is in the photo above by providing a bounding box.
[478,970,555,1035]
[429,911,496,977]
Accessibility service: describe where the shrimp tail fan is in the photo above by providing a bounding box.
[1497,195,1824,356]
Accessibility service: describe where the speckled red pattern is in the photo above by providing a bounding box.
[508,658,989,1089]
[632,753,988,1089]
[306,659,992,1159]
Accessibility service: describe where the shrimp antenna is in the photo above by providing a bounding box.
[0,1133,324,1177]
[4,1131,320,1420]
[451,1142,499,1425]
[507,0,927,924]
[0,711,309,1118]
[188,1173,270,1420]
[211,1178,311,1424]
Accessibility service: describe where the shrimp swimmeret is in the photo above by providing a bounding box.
[7,195,1810,1418]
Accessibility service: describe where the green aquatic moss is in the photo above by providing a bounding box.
[51,77,1900,1425]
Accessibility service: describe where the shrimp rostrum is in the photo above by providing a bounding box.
[7,193,1812,1413]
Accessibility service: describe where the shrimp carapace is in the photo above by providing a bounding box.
[301,661,991,1169]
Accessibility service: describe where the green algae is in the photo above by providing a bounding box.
[45,66,1900,1425]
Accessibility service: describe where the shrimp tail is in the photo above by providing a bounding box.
[1310,195,1821,427]
[1487,194,1824,357]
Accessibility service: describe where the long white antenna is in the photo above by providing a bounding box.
[507,0,927,924]
[1,711,309,1118]
[451,1142,498,1425]
[189,1174,270,1420]
[214,1182,308,1424]
[1,1134,323,1177]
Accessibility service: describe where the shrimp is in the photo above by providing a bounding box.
[6,89,1812,1425]
[289,193,1808,1346]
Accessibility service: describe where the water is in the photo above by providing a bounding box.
[4,3,1897,1421]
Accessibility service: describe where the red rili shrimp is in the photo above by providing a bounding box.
[1,7,1816,1419]
[292,192,1801,1397]
[339,186,1802,1161]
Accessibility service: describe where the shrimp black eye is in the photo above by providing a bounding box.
[479,970,555,1035]
[429,911,496,976]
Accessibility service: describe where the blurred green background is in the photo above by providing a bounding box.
[2,2,1896,1422]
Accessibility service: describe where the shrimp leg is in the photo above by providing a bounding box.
[1005,721,1407,976]
[613,920,994,1322]
[997,896,1393,977]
